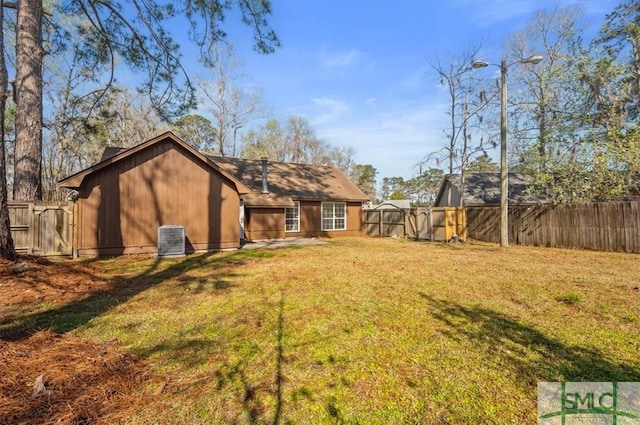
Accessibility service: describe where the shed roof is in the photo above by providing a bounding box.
[435,173,548,206]
[372,200,412,210]
[209,156,370,208]
[58,132,252,195]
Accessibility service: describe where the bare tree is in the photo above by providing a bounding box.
[240,116,356,169]
[427,44,497,206]
[197,43,265,157]
[43,86,168,201]
[88,88,168,150]
[506,6,585,176]
[329,145,356,178]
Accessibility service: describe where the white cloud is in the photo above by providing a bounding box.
[309,96,350,125]
[462,0,543,28]
[318,46,375,70]
[463,0,618,30]
[315,100,451,179]
[364,98,377,108]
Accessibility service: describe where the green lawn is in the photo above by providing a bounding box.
[57,238,640,423]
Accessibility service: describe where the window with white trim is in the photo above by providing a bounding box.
[285,201,300,232]
[321,202,346,231]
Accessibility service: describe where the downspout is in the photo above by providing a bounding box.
[261,157,269,194]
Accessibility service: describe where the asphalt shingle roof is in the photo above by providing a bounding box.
[208,156,370,207]
[440,173,547,205]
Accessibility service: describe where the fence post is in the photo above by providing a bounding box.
[429,208,434,240]
[27,203,34,255]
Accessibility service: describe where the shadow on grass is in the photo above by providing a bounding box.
[98,279,288,424]
[273,290,285,425]
[0,251,256,341]
[222,289,287,425]
[161,289,286,425]
[419,293,640,388]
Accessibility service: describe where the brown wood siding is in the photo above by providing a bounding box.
[75,140,240,256]
[285,201,363,238]
[244,208,285,240]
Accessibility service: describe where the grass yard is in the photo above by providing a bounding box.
[2,237,640,424]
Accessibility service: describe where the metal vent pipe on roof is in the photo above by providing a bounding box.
[261,157,269,194]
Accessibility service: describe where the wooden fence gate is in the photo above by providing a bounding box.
[9,202,74,256]
[430,207,467,241]
[363,209,411,238]
[363,207,466,241]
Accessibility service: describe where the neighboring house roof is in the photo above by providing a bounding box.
[58,132,252,195]
[209,156,370,208]
[435,173,547,206]
[372,200,412,210]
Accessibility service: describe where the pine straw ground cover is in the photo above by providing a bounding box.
[1,237,640,424]
[0,257,151,424]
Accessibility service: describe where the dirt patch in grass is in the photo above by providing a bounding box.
[0,257,154,425]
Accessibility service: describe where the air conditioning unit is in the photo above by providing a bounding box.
[157,225,185,258]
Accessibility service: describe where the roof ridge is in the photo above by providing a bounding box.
[207,155,337,169]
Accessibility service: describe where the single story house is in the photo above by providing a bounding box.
[210,155,369,240]
[434,173,547,207]
[58,132,368,256]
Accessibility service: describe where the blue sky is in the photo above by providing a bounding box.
[185,0,622,181]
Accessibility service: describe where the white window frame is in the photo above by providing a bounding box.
[321,202,347,231]
[285,201,300,232]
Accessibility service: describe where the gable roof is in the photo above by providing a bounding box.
[435,173,547,206]
[372,200,412,210]
[209,156,370,208]
[58,132,252,195]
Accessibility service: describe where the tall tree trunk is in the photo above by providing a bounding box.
[13,0,43,201]
[0,2,17,260]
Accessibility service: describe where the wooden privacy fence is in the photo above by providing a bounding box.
[9,202,74,256]
[467,202,640,253]
[363,207,466,241]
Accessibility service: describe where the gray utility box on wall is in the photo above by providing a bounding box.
[157,225,186,258]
